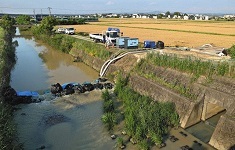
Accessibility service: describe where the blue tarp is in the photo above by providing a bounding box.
[107,27,120,33]
[82,81,91,85]
[144,40,156,48]
[16,91,39,97]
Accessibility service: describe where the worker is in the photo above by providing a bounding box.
[105,37,114,48]
[103,35,106,44]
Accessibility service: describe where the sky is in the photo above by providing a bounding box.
[0,0,234,15]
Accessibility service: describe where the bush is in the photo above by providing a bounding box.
[228,45,235,59]
[101,112,117,131]
[103,100,114,113]
[102,90,112,102]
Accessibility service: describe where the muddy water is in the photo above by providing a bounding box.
[12,28,115,150]
[186,111,226,143]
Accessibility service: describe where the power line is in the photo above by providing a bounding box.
[48,7,52,16]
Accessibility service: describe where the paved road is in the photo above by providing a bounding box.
[70,35,104,46]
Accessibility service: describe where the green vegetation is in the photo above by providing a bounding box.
[135,59,197,100]
[145,53,235,78]
[101,90,116,131]
[15,15,31,25]
[0,15,16,92]
[31,16,75,53]
[56,18,86,25]
[132,52,235,101]
[72,39,111,59]
[113,75,179,149]
[30,16,111,58]
[228,45,235,59]
[116,137,125,148]
[38,34,76,53]
[31,16,56,35]
[0,15,22,149]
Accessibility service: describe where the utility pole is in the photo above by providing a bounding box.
[33,9,36,19]
[48,7,52,16]
[41,9,42,20]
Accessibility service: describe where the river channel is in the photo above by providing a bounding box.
[11,28,222,150]
[11,28,115,150]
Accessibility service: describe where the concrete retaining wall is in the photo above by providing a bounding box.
[71,49,235,150]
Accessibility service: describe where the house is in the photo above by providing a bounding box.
[183,15,189,20]
[132,14,141,18]
[152,16,158,19]
[204,16,209,20]
[141,15,148,19]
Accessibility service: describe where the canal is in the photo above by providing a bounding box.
[11,28,115,150]
[11,28,222,150]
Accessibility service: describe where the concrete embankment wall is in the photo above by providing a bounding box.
[71,49,235,150]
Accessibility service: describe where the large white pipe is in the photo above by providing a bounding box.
[100,50,148,77]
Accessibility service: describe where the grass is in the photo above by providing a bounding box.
[132,53,235,100]
[134,59,198,101]
[145,53,235,78]
[0,27,22,150]
[72,38,111,59]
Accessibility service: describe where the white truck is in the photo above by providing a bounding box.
[65,27,75,35]
[89,27,121,46]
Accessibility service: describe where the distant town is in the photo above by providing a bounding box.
[0,11,235,22]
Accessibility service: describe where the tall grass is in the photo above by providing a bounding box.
[72,39,111,59]
[114,74,179,148]
[135,60,197,101]
[101,90,116,131]
[146,53,235,78]
[30,26,111,59]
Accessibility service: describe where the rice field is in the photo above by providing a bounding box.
[68,18,235,48]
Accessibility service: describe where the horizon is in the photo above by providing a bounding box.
[0,0,235,15]
[0,11,233,16]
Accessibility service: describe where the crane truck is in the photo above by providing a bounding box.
[89,27,121,46]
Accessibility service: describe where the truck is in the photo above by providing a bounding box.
[89,27,121,45]
[65,27,75,35]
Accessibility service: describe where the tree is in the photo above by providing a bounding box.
[0,15,15,36]
[15,15,30,25]
[31,16,57,35]
[157,14,164,19]
[165,11,171,17]
[173,12,181,17]
[40,16,57,35]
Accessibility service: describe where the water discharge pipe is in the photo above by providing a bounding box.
[100,50,149,77]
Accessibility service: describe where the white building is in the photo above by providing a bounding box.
[153,16,158,19]
[184,15,189,20]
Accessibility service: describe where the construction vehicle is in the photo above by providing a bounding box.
[89,27,121,45]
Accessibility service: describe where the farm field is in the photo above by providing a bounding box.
[67,18,235,48]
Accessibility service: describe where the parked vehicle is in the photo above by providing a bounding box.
[57,27,66,33]
[65,27,75,35]
[89,27,121,46]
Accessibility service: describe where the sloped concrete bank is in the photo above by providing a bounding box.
[70,49,235,150]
